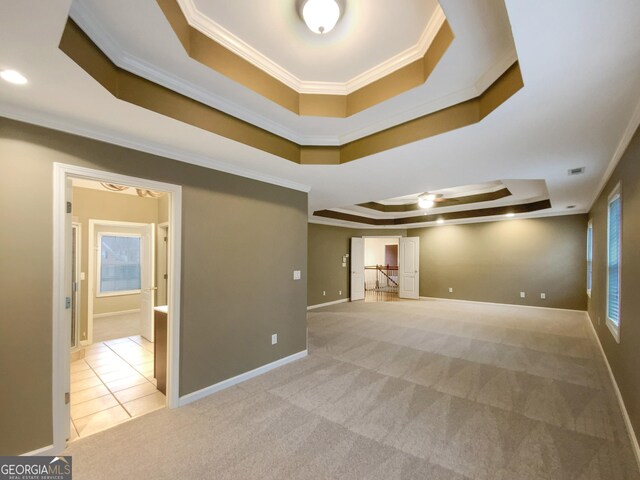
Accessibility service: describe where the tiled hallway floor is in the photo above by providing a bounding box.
[69,335,165,440]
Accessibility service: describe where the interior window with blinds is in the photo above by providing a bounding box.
[606,185,622,341]
[99,234,142,295]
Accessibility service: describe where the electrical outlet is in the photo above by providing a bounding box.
[448,287,453,293]
[293,270,301,280]
[323,290,326,296]
[271,334,278,345]
[339,290,342,295]
[520,292,526,298]
[540,293,546,299]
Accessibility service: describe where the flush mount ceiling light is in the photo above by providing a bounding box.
[301,0,341,34]
[0,69,27,85]
[505,213,515,218]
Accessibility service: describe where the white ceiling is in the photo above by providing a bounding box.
[1,0,639,228]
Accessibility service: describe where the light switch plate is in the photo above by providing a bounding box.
[293,270,301,280]
[520,292,526,298]
[271,334,278,345]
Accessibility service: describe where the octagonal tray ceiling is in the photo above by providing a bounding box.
[184,0,444,90]
[69,0,518,144]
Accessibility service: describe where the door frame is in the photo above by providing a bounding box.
[353,236,401,301]
[87,219,154,345]
[70,222,81,352]
[52,163,182,453]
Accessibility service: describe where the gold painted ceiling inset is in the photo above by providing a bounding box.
[314,200,552,226]
[314,181,552,225]
[358,187,512,212]
[59,17,523,165]
[156,0,454,118]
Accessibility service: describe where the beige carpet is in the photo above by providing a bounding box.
[65,299,640,479]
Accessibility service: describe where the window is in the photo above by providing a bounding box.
[606,184,622,342]
[98,233,142,296]
[586,220,593,296]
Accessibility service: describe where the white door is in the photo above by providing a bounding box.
[399,237,420,299]
[350,237,365,301]
[63,179,72,440]
[140,224,155,341]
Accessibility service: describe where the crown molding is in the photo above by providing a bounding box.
[337,47,517,143]
[474,47,518,94]
[0,104,312,193]
[69,1,328,146]
[68,3,518,149]
[587,96,640,212]
[309,207,586,230]
[177,0,446,95]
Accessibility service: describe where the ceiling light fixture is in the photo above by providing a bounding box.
[418,193,436,209]
[0,69,28,85]
[301,0,341,34]
[436,218,444,224]
[505,213,515,218]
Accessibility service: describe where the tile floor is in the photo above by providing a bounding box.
[69,335,165,440]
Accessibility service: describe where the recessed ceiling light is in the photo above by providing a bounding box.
[505,213,515,218]
[436,218,444,224]
[301,0,341,34]
[0,69,28,85]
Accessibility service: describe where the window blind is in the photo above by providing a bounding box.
[607,196,621,326]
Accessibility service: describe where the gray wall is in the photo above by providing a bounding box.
[588,125,640,446]
[307,224,406,306]
[0,117,308,455]
[407,215,589,311]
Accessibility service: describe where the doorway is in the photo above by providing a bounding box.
[364,237,400,302]
[350,236,420,301]
[52,163,182,452]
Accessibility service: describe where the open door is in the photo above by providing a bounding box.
[350,237,365,301]
[63,179,72,440]
[140,223,155,341]
[399,236,420,299]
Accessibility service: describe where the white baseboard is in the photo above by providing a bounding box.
[92,308,141,319]
[178,350,308,407]
[419,296,586,313]
[307,298,349,310]
[21,444,55,456]
[585,313,640,471]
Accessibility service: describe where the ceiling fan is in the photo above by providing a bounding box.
[417,193,446,209]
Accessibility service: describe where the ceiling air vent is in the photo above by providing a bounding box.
[566,205,576,209]
[568,167,585,176]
